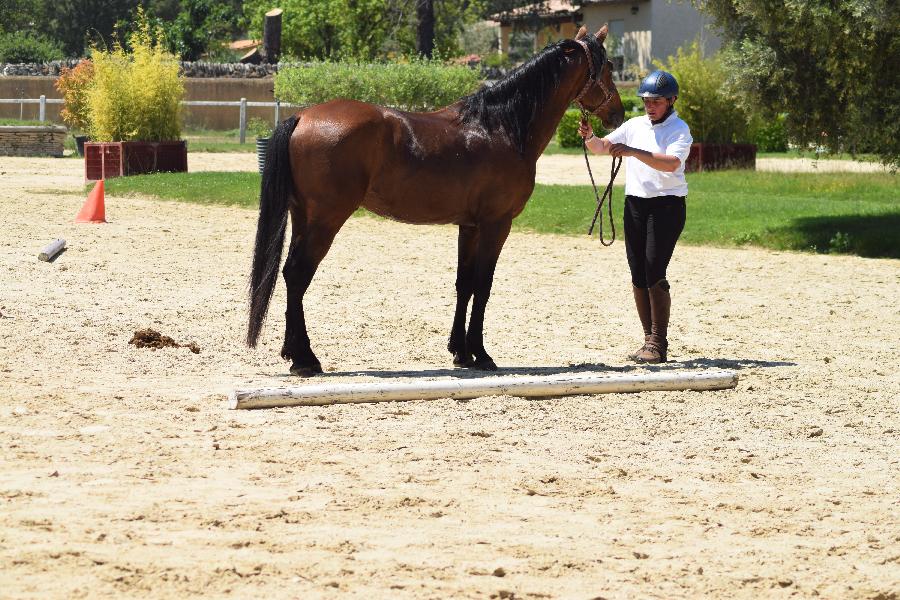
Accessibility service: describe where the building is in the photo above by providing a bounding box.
[495,0,721,78]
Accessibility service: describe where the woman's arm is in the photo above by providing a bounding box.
[609,144,681,172]
[578,121,612,154]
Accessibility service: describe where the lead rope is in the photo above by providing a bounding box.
[581,114,621,245]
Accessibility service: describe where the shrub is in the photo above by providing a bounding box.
[750,113,789,152]
[56,60,94,132]
[620,96,641,114]
[481,52,511,69]
[556,103,643,148]
[248,117,273,139]
[657,42,751,144]
[557,109,603,148]
[275,57,482,111]
[0,31,64,63]
[86,9,184,142]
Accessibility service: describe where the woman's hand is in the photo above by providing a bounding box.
[578,120,594,140]
[609,143,635,157]
[610,144,682,172]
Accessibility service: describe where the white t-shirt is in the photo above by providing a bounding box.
[603,111,692,198]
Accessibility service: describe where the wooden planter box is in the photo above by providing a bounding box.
[85,141,188,181]
[685,143,757,172]
[0,125,67,157]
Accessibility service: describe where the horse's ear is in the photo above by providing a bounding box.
[575,26,588,40]
[596,24,608,42]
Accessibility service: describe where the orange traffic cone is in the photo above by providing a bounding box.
[75,180,106,223]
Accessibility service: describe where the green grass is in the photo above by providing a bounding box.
[183,128,256,153]
[102,170,899,258]
[543,138,591,155]
[0,118,54,126]
[544,137,884,162]
[755,150,882,162]
[104,171,260,207]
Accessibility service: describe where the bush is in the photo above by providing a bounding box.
[0,31,64,63]
[248,117,273,139]
[275,57,482,111]
[750,113,789,152]
[657,42,750,144]
[56,59,94,132]
[557,109,602,148]
[620,95,640,114]
[556,103,643,148]
[86,10,184,142]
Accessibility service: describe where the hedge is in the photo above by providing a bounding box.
[557,107,643,148]
[0,31,64,63]
[274,58,483,111]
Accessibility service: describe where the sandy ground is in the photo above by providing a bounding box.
[1,155,898,599]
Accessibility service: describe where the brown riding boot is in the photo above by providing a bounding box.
[628,285,652,361]
[635,279,671,363]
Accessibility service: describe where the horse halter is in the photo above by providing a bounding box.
[572,39,614,116]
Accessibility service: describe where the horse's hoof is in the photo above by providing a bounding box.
[290,362,323,377]
[452,353,474,368]
[471,357,498,371]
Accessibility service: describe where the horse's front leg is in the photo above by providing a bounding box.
[448,224,479,367]
[465,219,513,371]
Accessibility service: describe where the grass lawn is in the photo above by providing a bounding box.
[543,137,883,162]
[103,170,899,259]
[0,118,49,126]
[182,128,256,153]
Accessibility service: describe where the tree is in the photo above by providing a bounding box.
[245,0,485,61]
[0,0,51,34]
[50,0,142,57]
[153,0,241,61]
[244,0,402,60]
[0,0,138,57]
[416,0,435,58]
[694,0,900,167]
[391,0,487,58]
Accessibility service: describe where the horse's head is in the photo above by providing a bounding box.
[573,25,625,130]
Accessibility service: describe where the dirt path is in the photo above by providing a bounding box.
[1,156,898,599]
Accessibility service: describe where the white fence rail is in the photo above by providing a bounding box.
[0,96,297,143]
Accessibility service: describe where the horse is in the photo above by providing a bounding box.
[246,25,625,376]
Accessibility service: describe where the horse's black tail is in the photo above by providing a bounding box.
[247,113,300,347]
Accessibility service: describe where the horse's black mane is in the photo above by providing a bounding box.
[459,35,606,155]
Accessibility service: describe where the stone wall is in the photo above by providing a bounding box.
[0,125,67,157]
[1,60,278,78]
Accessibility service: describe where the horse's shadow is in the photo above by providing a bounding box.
[270,357,794,380]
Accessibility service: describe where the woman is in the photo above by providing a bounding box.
[579,70,692,363]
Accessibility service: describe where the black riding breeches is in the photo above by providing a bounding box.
[623,194,686,288]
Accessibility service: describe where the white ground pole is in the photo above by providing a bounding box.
[230,369,738,410]
[38,238,66,262]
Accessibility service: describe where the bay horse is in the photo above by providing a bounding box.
[247,25,625,376]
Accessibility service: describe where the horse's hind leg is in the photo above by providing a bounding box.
[465,219,512,371]
[281,211,352,376]
[448,224,479,367]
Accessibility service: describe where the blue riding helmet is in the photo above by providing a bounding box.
[637,70,679,98]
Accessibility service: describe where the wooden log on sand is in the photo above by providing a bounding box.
[230,369,738,410]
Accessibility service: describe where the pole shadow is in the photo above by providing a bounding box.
[267,357,794,380]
